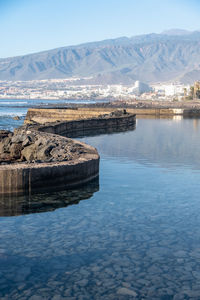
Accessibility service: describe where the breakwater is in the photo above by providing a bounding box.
[0,154,99,196]
[0,109,136,195]
[0,129,99,195]
[25,107,177,124]
[25,104,200,125]
[25,107,113,124]
[33,112,136,137]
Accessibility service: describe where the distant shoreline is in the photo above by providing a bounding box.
[0,97,113,101]
[1,97,200,109]
[33,99,200,110]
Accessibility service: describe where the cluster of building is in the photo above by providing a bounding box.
[0,78,199,101]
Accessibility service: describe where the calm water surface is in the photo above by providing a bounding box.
[1,118,200,299]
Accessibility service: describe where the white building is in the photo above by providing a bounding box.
[129,81,152,96]
[152,83,190,97]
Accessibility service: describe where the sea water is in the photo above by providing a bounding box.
[1,115,200,299]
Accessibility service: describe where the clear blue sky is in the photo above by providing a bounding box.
[1,0,200,58]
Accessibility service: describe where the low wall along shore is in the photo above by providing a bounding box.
[35,113,136,137]
[25,108,114,124]
[0,109,136,195]
[25,106,193,125]
[0,128,100,195]
[0,153,99,196]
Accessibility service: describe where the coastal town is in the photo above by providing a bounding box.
[0,77,200,101]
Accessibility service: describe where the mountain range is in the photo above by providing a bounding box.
[1,29,200,84]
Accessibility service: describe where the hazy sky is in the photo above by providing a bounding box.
[1,0,200,58]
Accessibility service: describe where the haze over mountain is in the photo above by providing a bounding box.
[1,29,200,84]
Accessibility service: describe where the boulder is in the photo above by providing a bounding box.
[21,144,37,162]
[0,128,84,164]
[22,135,33,147]
[36,144,56,161]
[9,143,23,160]
[0,130,13,141]
[13,116,20,120]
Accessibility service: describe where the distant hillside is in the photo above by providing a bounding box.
[1,30,200,84]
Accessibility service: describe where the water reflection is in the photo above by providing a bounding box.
[81,118,200,170]
[0,178,99,217]
[62,123,136,138]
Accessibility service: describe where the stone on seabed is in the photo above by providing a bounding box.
[117,287,138,297]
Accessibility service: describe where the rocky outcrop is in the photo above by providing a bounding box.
[0,128,91,164]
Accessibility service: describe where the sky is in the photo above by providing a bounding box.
[0,0,200,58]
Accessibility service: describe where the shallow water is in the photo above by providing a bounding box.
[1,118,200,299]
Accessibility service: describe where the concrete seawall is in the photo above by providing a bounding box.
[25,107,189,125]
[0,141,99,195]
[35,114,136,137]
[25,108,114,124]
[126,108,184,116]
[26,107,164,126]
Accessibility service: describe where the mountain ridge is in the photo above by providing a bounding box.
[1,30,200,84]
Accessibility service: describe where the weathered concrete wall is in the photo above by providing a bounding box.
[25,107,187,125]
[35,114,136,137]
[127,108,184,115]
[0,146,99,195]
[25,108,114,124]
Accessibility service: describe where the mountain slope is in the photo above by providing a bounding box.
[1,31,200,83]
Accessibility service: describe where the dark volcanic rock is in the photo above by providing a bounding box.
[21,144,37,162]
[0,129,84,164]
[9,143,23,159]
[109,109,127,117]
[0,130,13,141]
[13,116,21,120]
